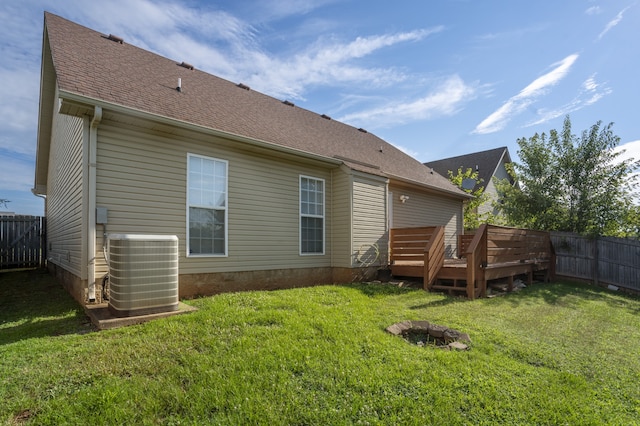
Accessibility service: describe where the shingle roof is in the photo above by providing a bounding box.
[424,147,512,192]
[41,12,467,199]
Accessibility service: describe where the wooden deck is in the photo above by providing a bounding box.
[389,224,556,299]
[389,226,445,289]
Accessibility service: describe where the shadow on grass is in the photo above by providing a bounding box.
[0,269,94,345]
[342,281,422,297]
[409,295,470,310]
[349,278,640,315]
[343,280,470,310]
[485,280,640,314]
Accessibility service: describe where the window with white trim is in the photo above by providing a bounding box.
[187,154,228,256]
[300,175,325,255]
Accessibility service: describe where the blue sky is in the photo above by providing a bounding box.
[1,0,638,216]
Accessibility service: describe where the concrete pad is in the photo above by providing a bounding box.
[84,302,198,330]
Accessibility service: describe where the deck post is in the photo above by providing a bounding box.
[466,251,476,300]
[480,277,487,298]
[423,251,431,291]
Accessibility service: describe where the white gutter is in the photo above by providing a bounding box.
[87,105,102,302]
[386,172,473,200]
[58,91,343,168]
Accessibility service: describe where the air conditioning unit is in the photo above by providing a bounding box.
[108,234,179,317]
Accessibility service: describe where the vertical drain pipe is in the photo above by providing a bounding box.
[87,105,102,302]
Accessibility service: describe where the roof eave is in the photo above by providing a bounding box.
[34,23,55,194]
[58,90,344,168]
[386,173,473,200]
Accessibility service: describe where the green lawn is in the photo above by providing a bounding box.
[1,269,639,425]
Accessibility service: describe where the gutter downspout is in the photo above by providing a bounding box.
[87,106,102,302]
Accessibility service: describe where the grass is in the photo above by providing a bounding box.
[1,270,640,425]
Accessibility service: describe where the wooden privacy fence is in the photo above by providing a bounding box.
[0,215,47,270]
[551,232,640,293]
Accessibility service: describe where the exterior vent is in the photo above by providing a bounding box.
[178,61,194,70]
[106,34,124,44]
[321,114,331,120]
[107,234,179,317]
[283,100,295,107]
[358,128,368,133]
[237,83,250,90]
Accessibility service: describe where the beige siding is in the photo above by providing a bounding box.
[331,167,352,268]
[352,173,388,267]
[479,160,510,217]
[94,114,336,280]
[46,97,86,277]
[479,179,499,217]
[389,183,463,257]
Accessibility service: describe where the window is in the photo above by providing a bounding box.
[187,154,228,256]
[300,176,324,255]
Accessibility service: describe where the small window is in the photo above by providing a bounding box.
[300,176,325,255]
[187,154,228,256]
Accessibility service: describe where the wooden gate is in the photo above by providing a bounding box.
[0,215,46,270]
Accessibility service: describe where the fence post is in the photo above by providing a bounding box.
[593,236,599,287]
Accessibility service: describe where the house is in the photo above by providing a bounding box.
[425,147,514,219]
[34,12,470,305]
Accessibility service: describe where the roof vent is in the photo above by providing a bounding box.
[321,114,331,120]
[178,61,194,70]
[106,34,124,44]
[358,128,368,133]
[283,100,295,107]
[237,83,250,91]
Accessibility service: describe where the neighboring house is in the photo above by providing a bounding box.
[425,147,514,219]
[34,12,470,304]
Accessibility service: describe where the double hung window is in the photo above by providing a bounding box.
[187,154,228,256]
[300,176,324,255]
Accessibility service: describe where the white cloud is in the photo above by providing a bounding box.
[390,143,419,159]
[474,23,548,44]
[0,0,447,163]
[516,54,579,99]
[525,73,611,127]
[614,140,640,201]
[598,6,631,40]
[236,0,340,23]
[585,6,602,15]
[50,0,442,101]
[582,75,599,91]
[614,140,640,165]
[236,29,442,100]
[473,54,579,134]
[337,75,477,128]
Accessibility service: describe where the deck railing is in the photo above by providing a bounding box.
[391,224,555,299]
[462,224,555,298]
[423,226,445,289]
[389,226,445,289]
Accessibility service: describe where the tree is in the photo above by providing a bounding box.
[448,167,491,230]
[616,204,640,239]
[0,199,9,209]
[495,116,639,236]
